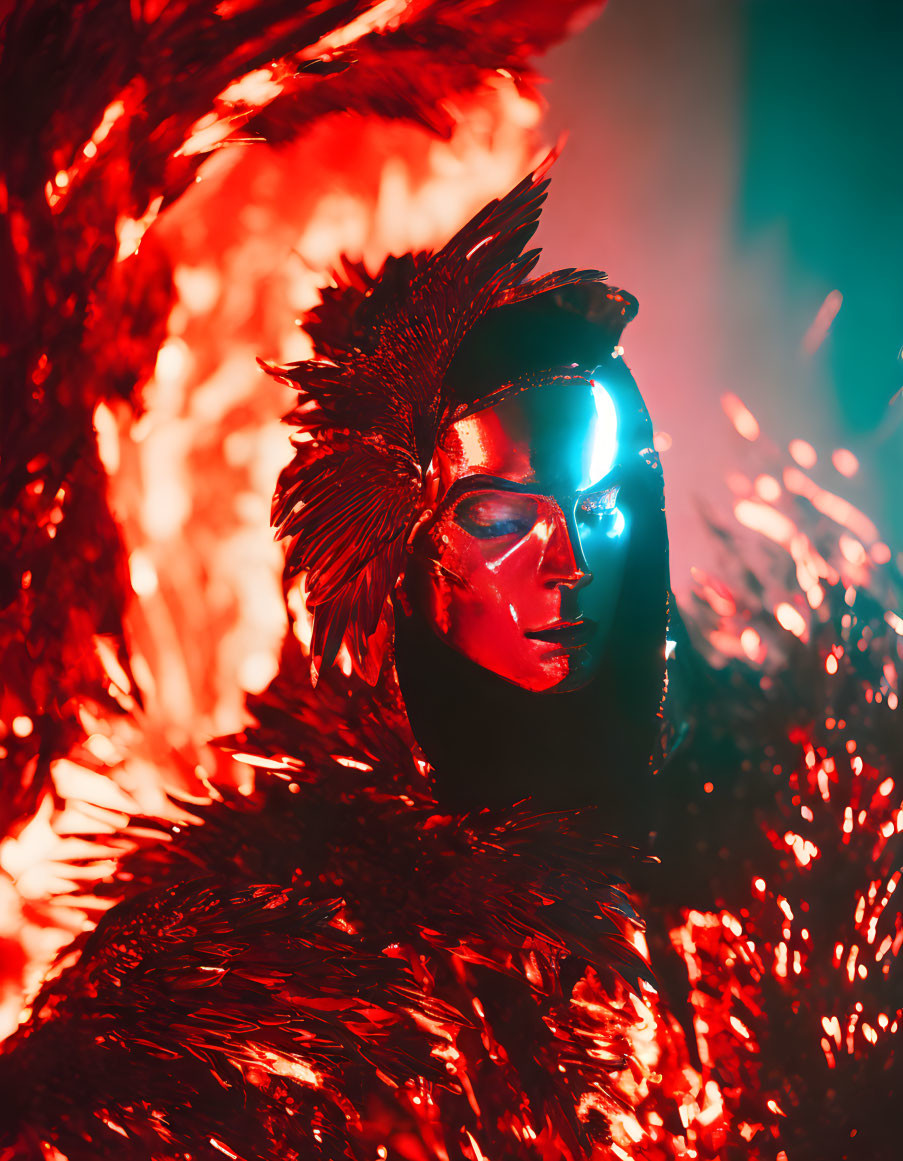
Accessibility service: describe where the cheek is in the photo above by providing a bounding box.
[404,516,575,690]
[446,527,555,628]
[409,520,555,640]
[440,531,528,633]
[578,524,631,623]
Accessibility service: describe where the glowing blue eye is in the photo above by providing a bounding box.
[576,486,626,538]
[588,379,619,488]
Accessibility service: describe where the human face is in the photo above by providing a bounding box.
[404,375,635,693]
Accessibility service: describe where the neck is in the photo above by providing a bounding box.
[395,456,670,841]
[394,606,666,844]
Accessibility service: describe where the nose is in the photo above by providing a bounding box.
[557,566,592,591]
[541,507,592,591]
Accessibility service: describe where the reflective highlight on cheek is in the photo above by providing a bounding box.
[484,517,554,575]
[409,498,570,691]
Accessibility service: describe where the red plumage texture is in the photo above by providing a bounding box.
[2,663,651,1159]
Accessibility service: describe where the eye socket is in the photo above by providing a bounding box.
[453,491,539,540]
[577,484,620,523]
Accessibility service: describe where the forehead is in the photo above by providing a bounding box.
[437,379,619,495]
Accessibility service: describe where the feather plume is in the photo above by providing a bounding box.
[271,171,611,679]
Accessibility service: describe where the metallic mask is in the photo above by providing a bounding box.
[404,365,653,693]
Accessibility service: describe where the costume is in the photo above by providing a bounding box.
[3,161,900,1160]
[1,167,665,1161]
[1,5,900,1160]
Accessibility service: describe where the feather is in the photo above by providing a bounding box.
[271,171,620,678]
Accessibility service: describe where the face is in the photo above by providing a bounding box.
[404,374,636,693]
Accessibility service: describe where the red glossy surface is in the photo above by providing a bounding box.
[406,377,630,691]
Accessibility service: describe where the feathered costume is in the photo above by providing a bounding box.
[1,3,899,1161]
[3,144,661,1159]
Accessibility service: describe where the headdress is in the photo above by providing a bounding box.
[269,165,638,681]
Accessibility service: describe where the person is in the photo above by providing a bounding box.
[394,278,669,830]
[0,171,679,1161]
[3,168,898,1161]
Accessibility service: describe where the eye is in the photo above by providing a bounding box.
[577,485,620,521]
[454,492,538,540]
[577,485,625,537]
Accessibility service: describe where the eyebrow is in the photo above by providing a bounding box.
[442,466,624,509]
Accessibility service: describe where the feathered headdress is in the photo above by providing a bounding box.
[270,165,637,682]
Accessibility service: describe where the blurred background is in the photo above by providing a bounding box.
[538,0,903,586]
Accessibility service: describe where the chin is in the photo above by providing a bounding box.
[542,668,596,694]
[490,653,597,694]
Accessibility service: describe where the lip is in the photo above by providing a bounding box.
[525,619,596,646]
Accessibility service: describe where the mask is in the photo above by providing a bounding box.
[404,367,648,693]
